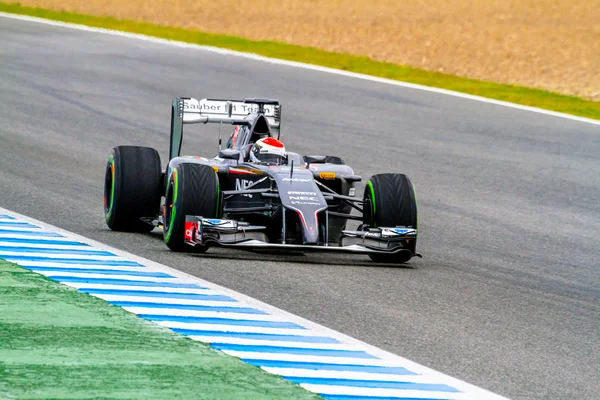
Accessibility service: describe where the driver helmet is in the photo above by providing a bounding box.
[249,137,287,165]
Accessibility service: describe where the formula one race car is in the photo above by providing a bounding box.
[103,97,419,263]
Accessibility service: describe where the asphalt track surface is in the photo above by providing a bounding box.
[1,17,598,400]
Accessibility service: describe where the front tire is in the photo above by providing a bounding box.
[163,163,220,252]
[363,173,417,264]
[104,146,162,232]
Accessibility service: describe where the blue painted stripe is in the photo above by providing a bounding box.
[111,301,268,314]
[25,266,173,278]
[0,221,39,227]
[244,359,417,375]
[0,238,89,246]
[80,288,234,301]
[0,229,63,237]
[3,256,142,266]
[0,215,16,219]
[173,329,341,344]
[0,218,463,398]
[0,246,114,256]
[140,315,305,329]
[284,377,459,392]
[320,396,450,400]
[64,278,206,289]
[212,343,376,359]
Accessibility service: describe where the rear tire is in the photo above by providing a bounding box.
[163,163,220,252]
[363,173,417,264]
[104,146,162,232]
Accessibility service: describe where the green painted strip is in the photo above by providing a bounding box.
[0,2,598,120]
[0,260,321,400]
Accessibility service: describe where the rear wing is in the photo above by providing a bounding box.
[170,97,282,160]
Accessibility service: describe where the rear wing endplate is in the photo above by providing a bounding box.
[170,97,281,161]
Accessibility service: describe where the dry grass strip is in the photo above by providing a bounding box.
[14,0,600,100]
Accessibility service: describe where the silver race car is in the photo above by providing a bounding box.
[103,97,419,263]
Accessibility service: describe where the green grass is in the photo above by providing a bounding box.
[0,260,321,399]
[1,1,599,120]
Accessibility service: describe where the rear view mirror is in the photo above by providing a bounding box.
[218,149,242,161]
[304,155,327,164]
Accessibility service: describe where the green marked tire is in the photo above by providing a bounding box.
[104,146,162,232]
[164,163,220,252]
[363,173,417,264]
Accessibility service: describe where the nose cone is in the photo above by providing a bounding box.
[274,171,326,245]
[295,208,321,244]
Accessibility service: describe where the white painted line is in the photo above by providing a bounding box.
[121,307,283,321]
[189,337,358,350]
[63,283,215,294]
[262,367,437,382]
[0,12,597,128]
[300,385,470,399]
[220,351,398,366]
[0,207,509,399]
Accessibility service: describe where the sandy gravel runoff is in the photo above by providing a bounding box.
[14,0,600,100]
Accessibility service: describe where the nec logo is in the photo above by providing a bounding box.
[289,196,319,201]
[235,178,253,197]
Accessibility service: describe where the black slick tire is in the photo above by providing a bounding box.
[163,163,220,252]
[363,173,417,264]
[104,146,162,232]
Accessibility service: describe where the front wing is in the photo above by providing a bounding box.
[184,216,417,256]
